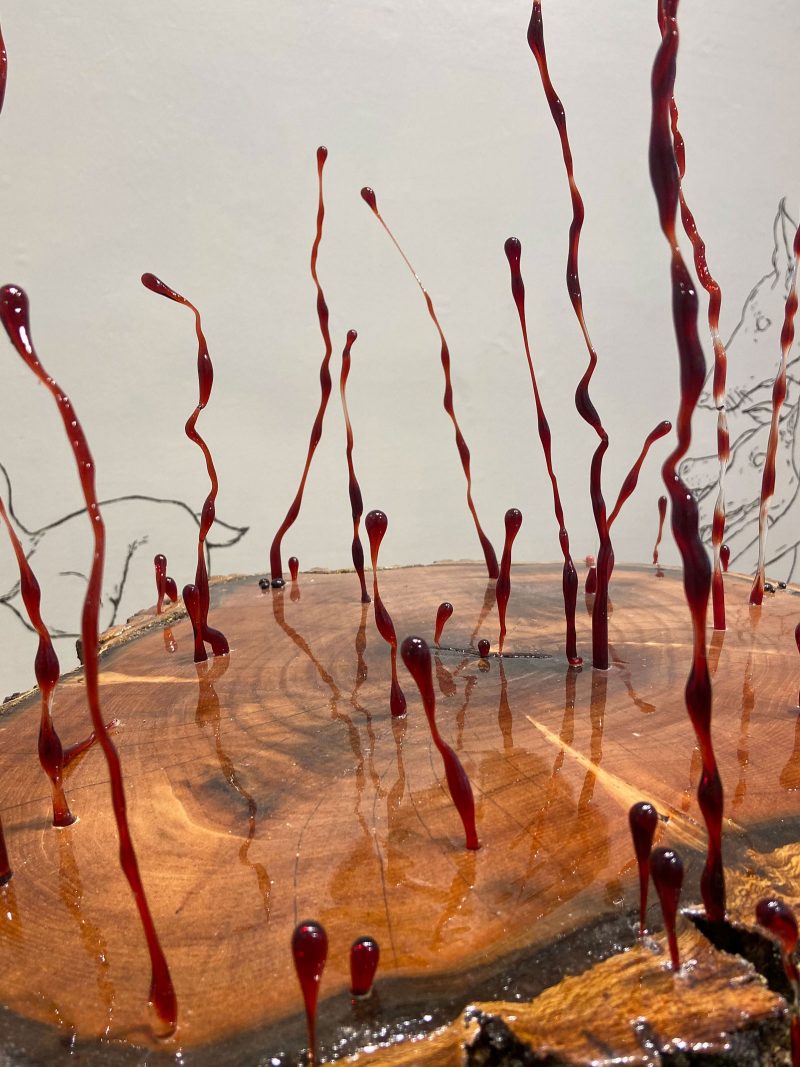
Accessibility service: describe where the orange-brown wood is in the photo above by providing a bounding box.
[0,563,797,1064]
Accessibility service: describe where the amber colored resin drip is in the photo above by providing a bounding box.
[270,147,334,585]
[649,0,725,922]
[360,186,498,580]
[657,1,730,630]
[496,508,522,655]
[504,237,580,665]
[0,285,176,1031]
[339,329,370,603]
[349,936,380,998]
[653,495,668,565]
[749,221,800,606]
[527,1,612,670]
[292,920,328,1066]
[141,272,228,659]
[434,601,454,646]
[365,510,406,717]
[400,635,479,849]
[628,802,658,937]
[650,846,684,970]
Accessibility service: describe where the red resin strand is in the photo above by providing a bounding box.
[0,285,177,1031]
[496,508,523,655]
[153,553,177,614]
[360,186,499,580]
[365,510,407,718]
[649,0,725,922]
[400,635,480,850]
[0,20,7,115]
[339,329,370,603]
[653,495,668,566]
[0,495,77,826]
[749,222,800,606]
[504,237,580,665]
[270,146,334,585]
[607,421,672,528]
[526,1,612,670]
[658,1,730,630]
[141,272,229,659]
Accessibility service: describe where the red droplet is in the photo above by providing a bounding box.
[720,543,730,572]
[434,601,454,646]
[756,897,799,957]
[350,936,380,998]
[292,920,328,1062]
[360,186,377,211]
[288,556,299,582]
[629,802,658,937]
[650,846,684,970]
[477,638,490,659]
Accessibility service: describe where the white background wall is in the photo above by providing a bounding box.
[0,1,797,694]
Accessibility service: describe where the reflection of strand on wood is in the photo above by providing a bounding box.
[57,829,115,1025]
[733,651,755,812]
[271,590,367,812]
[195,657,272,923]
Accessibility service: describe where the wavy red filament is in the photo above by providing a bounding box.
[0,284,177,1031]
[496,508,522,655]
[504,237,580,665]
[141,272,228,659]
[650,846,684,970]
[400,635,479,850]
[649,0,725,922]
[0,495,76,826]
[182,583,208,664]
[0,21,6,115]
[292,920,328,1066]
[360,186,498,580]
[629,802,658,937]
[607,421,672,529]
[270,147,333,585]
[339,329,370,603]
[365,510,406,718]
[434,601,454,646]
[526,1,612,670]
[657,0,730,630]
[653,495,668,565]
[749,222,800,606]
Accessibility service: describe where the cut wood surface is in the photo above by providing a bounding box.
[0,563,797,1065]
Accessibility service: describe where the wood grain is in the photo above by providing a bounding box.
[0,563,797,1064]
